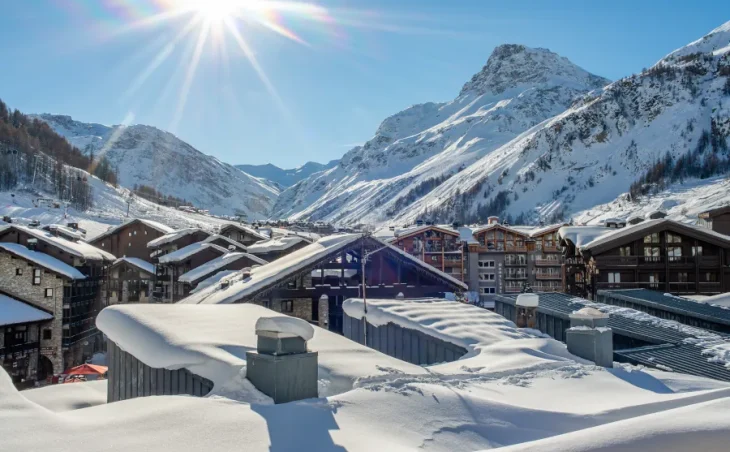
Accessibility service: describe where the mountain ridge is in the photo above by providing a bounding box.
[235,160,339,188]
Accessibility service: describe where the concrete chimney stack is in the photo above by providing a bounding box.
[515,293,539,328]
[566,307,613,368]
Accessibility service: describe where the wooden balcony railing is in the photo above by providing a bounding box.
[535,273,562,280]
[535,259,562,266]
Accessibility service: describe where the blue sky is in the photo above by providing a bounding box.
[0,1,728,168]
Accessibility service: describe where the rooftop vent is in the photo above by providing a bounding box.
[487,216,499,225]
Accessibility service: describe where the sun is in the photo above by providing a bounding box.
[183,0,242,22]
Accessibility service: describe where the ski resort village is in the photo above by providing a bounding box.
[3,5,730,452]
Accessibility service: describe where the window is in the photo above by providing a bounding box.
[431,256,438,262]
[281,300,294,313]
[32,268,41,285]
[666,232,682,243]
[643,247,661,262]
[608,272,621,283]
[692,246,703,256]
[15,268,22,276]
[129,232,132,237]
[145,230,148,235]
[619,246,631,256]
[478,260,495,268]
[479,273,496,281]
[667,246,682,262]
[649,272,660,288]
[480,287,496,294]
[128,242,132,247]
[133,231,137,235]
[43,329,52,340]
[705,273,718,282]
[677,272,689,283]
[45,288,53,298]
[644,233,660,243]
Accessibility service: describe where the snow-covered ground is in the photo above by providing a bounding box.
[21,381,107,412]
[3,301,728,451]
[0,177,235,240]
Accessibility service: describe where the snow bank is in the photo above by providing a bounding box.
[96,303,426,392]
[113,257,154,275]
[21,381,107,412]
[0,242,86,280]
[0,294,53,327]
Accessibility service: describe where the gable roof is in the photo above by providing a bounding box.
[699,205,730,219]
[179,234,467,305]
[91,219,174,243]
[471,223,530,238]
[393,225,460,242]
[111,257,155,275]
[247,236,308,254]
[581,219,730,254]
[158,242,228,264]
[147,228,210,249]
[0,243,86,280]
[0,224,115,261]
[0,293,54,327]
[218,223,268,241]
[202,234,248,251]
[178,252,267,285]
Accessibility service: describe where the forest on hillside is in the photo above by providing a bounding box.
[0,98,119,209]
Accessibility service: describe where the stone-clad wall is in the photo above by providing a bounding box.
[0,251,66,374]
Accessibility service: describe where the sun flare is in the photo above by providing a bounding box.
[187,0,240,22]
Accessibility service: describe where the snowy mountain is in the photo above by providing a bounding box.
[33,115,279,219]
[235,160,338,188]
[274,22,730,227]
[271,44,610,224]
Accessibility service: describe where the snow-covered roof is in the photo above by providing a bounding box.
[157,242,227,264]
[0,243,86,280]
[219,223,268,241]
[91,218,174,243]
[178,252,266,284]
[202,234,248,251]
[189,270,240,294]
[180,233,467,306]
[246,235,307,254]
[268,227,320,241]
[343,298,545,362]
[527,223,564,238]
[97,303,425,390]
[684,293,730,308]
[581,219,730,252]
[393,224,460,240]
[147,228,209,248]
[43,224,85,240]
[471,222,530,237]
[179,234,363,305]
[0,224,115,261]
[558,225,613,247]
[0,293,53,327]
[112,257,155,275]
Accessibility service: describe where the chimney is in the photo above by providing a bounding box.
[246,317,318,404]
[515,293,538,328]
[488,216,499,225]
[566,307,613,368]
[228,245,236,252]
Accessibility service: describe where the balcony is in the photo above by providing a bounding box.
[535,272,562,280]
[504,285,523,293]
[699,256,721,266]
[504,273,527,280]
[533,284,562,292]
[504,260,527,267]
[565,257,584,266]
[535,259,562,266]
[0,341,40,355]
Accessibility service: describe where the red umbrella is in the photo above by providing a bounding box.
[63,364,108,376]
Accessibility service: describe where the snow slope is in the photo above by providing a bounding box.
[236,160,339,188]
[33,114,279,218]
[272,44,609,224]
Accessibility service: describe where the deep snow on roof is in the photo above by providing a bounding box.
[343,298,552,362]
[0,294,53,327]
[92,218,174,242]
[219,223,268,240]
[179,233,363,305]
[202,234,248,250]
[0,242,86,280]
[113,257,155,275]
[147,228,208,248]
[246,235,307,253]
[189,270,240,294]
[157,242,227,264]
[0,224,115,261]
[178,252,266,284]
[558,224,614,247]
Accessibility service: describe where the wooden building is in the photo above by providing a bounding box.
[156,243,229,302]
[218,223,268,246]
[560,219,730,299]
[698,206,730,236]
[89,219,174,260]
[391,226,466,282]
[180,234,468,334]
[177,252,267,293]
[0,292,54,388]
[202,234,248,252]
[104,257,155,305]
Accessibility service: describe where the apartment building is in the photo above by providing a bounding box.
[389,225,466,282]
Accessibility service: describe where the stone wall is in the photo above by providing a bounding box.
[0,251,65,374]
[318,297,329,329]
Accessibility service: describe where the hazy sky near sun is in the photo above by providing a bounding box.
[0,1,728,168]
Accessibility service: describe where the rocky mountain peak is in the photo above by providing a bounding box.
[459,44,610,97]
